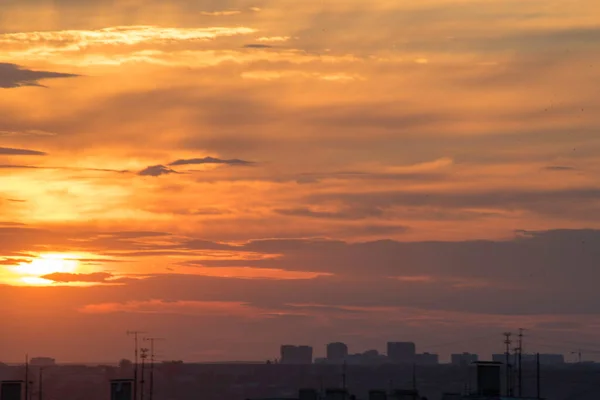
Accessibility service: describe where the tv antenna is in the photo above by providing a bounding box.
[503,332,513,396]
[127,330,147,400]
[144,337,166,400]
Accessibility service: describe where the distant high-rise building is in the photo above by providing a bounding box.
[327,342,348,362]
[492,353,564,365]
[523,353,565,365]
[387,342,416,363]
[30,357,56,367]
[415,352,439,365]
[345,350,386,365]
[491,354,506,363]
[280,345,313,364]
[298,346,313,364]
[451,353,479,366]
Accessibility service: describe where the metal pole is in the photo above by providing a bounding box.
[144,337,164,400]
[149,341,155,400]
[503,333,512,396]
[25,354,29,400]
[536,353,541,399]
[135,335,139,400]
[140,349,147,400]
[128,331,146,400]
[518,328,524,397]
[38,368,43,400]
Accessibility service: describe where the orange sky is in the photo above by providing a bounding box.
[1,0,600,363]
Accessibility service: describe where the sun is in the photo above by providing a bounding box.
[14,253,80,285]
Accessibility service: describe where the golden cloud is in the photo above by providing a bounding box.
[0,25,257,47]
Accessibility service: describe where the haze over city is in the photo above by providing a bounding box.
[2,0,600,367]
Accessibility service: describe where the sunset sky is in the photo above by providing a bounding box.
[2,0,600,363]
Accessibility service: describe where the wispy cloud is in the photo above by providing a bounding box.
[0,63,77,88]
[0,26,257,48]
[201,11,242,16]
[0,164,128,173]
[545,165,577,171]
[257,36,291,43]
[0,129,57,137]
[41,272,114,283]
[168,157,254,167]
[0,257,30,266]
[0,147,46,156]
[138,165,178,177]
[79,299,264,317]
[243,44,274,49]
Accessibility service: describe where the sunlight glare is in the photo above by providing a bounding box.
[14,253,81,285]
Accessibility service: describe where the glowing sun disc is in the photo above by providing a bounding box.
[16,253,79,277]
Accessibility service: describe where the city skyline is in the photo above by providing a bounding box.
[3,334,587,365]
[2,0,600,365]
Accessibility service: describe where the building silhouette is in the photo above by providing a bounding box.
[451,353,479,366]
[1,381,23,400]
[280,345,313,364]
[415,352,439,365]
[30,357,56,367]
[492,353,564,366]
[326,343,348,363]
[387,342,416,364]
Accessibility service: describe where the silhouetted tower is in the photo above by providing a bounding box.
[143,337,165,400]
[38,368,43,400]
[517,328,524,396]
[503,332,512,396]
[127,330,147,400]
[140,348,149,400]
[25,354,31,400]
[536,353,541,399]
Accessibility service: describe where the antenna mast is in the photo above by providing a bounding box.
[517,328,524,397]
[140,348,149,400]
[127,330,147,400]
[38,367,43,400]
[503,332,512,397]
[536,353,541,399]
[25,354,29,400]
[144,337,165,400]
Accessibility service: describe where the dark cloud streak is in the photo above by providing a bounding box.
[0,63,78,89]
[0,147,46,156]
[40,272,114,283]
[168,156,254,166]
[138,165,178,177]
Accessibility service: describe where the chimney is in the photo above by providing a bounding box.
[299,389,319,400]
[326,388,348,400]
[110,379,134,400]
[369,390,387,400]
[1,381,24,400]
[475,362,502,397]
